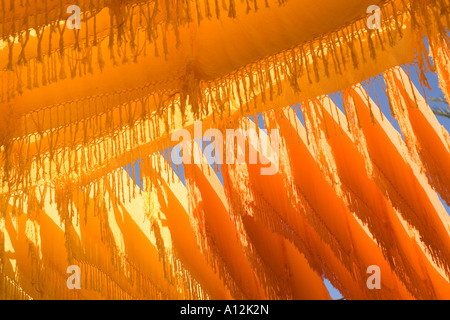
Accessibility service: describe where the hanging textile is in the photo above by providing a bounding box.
[1,0,450,300]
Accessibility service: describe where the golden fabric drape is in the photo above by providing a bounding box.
[1,0,450,300]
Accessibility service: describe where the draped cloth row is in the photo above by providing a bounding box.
[0,0,450,299]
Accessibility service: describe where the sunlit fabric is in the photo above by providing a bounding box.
[0,0,449,300]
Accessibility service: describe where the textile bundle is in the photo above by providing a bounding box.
[0,0,450,299]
